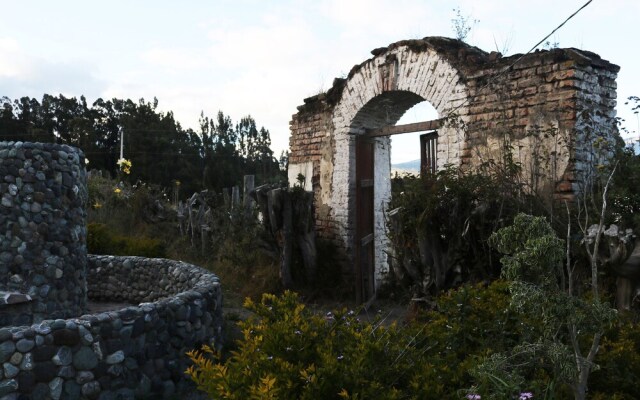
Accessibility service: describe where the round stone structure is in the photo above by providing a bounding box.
[0,142,223,399]
[0,142,88,326]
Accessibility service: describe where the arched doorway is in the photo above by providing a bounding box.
[288,37,619,303]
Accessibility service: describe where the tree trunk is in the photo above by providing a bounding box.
[281,190,294,289]
[292,191,316,282]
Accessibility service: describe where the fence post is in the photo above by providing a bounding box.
[231,186,240,209]
[222,188,231,209]
[243,175,255,215]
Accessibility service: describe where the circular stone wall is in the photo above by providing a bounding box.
[0,255,222,399]
[0,142,87,326]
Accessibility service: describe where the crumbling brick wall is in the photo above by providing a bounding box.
[288,37,619,290]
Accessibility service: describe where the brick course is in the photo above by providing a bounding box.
[288,37,619,292]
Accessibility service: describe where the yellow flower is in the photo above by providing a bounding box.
[117,158,132,175]
[114,188,122,194]
[93,201,102,209]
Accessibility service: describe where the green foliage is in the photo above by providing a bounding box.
[477,214,617,399]
[489,214,564,295]
[590,318,640,399]
[87,223,166,258]
[387,167,532,296]
[0,94,284,195]
[186,278,640,399]
[188,290,425,399]
[610,145,640,229]
[187,283,539,399]
[414,281,539,399]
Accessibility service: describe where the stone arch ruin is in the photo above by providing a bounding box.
[288,37,619,301]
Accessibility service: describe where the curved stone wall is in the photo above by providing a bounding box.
[0,255,222,399]
[0,142,87,326]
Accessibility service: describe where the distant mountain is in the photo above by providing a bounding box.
[392,159,420,172]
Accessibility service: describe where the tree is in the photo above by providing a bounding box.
[477,214,616,400]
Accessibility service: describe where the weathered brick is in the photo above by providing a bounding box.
[288,38,619,291]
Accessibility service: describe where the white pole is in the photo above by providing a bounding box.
[119,127,124,160]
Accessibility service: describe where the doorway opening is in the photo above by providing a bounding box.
[390,101,438,175]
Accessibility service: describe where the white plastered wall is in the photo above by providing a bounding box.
[327,45,470,290]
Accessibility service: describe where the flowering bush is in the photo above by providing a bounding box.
[187,283,539,399]
[187,291,432,399]
[117,157,132,175]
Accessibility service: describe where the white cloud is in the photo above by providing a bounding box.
[0,38,35,79]
[141,48,207,72]
[2,0,635,161]
[0,37,105,101]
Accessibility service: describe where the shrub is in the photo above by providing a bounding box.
[187,283,540,399]
[87,222,166,258]
[187,291,425,399]
[386,167,536,297]
[589,318,640,399]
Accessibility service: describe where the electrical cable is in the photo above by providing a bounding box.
[443,0,595,120]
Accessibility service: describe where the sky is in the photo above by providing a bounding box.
[0,0,638,163]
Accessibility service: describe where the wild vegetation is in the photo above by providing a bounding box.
[181,99,640,399]
[3,88,639,398]
[0,94,286,194]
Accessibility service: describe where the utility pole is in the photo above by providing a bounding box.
[119,127,124,160]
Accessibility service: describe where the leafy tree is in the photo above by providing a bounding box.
[0,94,283,195]
[476,214,616,400]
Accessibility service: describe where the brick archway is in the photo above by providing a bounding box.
[288,37,619,298]
[331,47,471,292]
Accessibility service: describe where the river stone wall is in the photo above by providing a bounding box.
[0,255,222,400]
[0,142,87,327]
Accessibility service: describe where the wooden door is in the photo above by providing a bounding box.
[420,131,438,175]
[355,136,375,304]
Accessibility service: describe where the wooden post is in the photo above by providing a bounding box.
[231,186,240,209]
[222,188,231,209]
[292,191,317,282]
[267,188,293,288]
[244,175,255,215]
[253,184,273,234]
[281,190,294,289]
[267,188,283,236]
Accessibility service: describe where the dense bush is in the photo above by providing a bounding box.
[87,222,166,258]
[187,283,551,399]
[188,286,640,399]
[590,318,640,399]
[387,166,535,297]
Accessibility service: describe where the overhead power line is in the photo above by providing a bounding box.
[506,0,594,72]
[444,0,595,119]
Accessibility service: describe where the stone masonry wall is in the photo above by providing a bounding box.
[461,47,619,200]
[0,255,222,399]
[288,37,619,292]
[288,98,346,262]
[0,142,87,326]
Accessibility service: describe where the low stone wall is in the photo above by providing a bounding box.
[0,255,222,399]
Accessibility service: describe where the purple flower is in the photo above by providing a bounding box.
[519,393,533,400]
[466,394,481,400]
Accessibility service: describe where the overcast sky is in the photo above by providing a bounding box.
[1,0,637,163]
